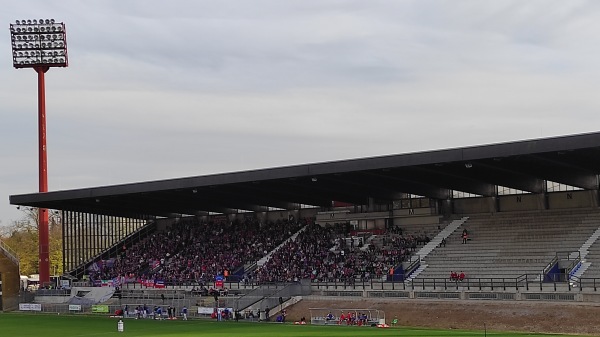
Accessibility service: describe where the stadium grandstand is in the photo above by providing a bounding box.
[5,131,600,316]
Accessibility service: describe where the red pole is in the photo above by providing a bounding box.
[35,66,50,286]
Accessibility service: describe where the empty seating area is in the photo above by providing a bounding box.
[414,209,600,281]
[581,239,600,279]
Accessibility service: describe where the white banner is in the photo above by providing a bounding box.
[197,307,233,314]
[197,307,214,314]
[69,304,81,311]
[19,303,42,311]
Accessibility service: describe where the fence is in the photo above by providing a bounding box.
[20,275,600,316]
[311,275,600,292]
[100,274,600,293]
[16,302,210,319]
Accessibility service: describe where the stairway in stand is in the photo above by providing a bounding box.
[404,217,469,282]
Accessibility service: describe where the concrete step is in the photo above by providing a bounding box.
[405,263,428,283]
[416,217,468,260]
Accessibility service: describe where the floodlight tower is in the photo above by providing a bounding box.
[9,19,68,286]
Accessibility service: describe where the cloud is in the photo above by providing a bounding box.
[2,0,600,225]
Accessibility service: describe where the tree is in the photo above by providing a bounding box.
[0,208,63,276]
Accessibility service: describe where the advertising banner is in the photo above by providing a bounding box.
[69,304,82,311]
[19,303,42,311]
[197,307,215,314]
[91,305,109,313]
[197,307,233,315]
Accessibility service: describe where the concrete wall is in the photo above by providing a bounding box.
[450,191,599,214]
[315,210,390,224]
[265,210,299,222]
[195,208,319,225]
[154,190,599,233]
[312,208,443,229]
[391,208,440,226]
[392,215,441,226]
[498,194,545,212]
[392,208,434,217]
[0,250,20,311]
[299,208,319,219]
[453,197,496,214]
[155,218,177,231]
[548,190,598,209]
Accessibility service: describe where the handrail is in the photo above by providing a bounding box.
[542,251,582,282]
[565,257,581,274]
[556,251,580,260]
[234,283,289,311]
[542,255,558,276]
[516,274,529,284]
[109,275,600,292]
[404,256,421,276]
[0,238,20,266]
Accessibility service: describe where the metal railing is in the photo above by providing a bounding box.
[90,274,600,293]
[563,251,581,276]
[35,289,71,297]
[569,276,600,291]
[404,255,421,278]
[233,283,289,311]
[0,238,19,266]
[15,303,203,318]
[542,251,581,282]
[311,274,600,292]
[542,255,559,276]
[119,279,256,291]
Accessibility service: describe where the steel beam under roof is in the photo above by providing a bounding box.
[10,132,600,217]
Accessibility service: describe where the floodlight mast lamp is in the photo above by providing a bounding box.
[9,19,68,286]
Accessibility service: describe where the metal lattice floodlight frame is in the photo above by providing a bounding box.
[10,19,68,68]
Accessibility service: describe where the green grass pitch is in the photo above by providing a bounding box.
[0,313,592,337]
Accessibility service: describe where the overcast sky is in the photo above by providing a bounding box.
[1,1,600,226]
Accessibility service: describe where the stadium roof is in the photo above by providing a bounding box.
[9,132,600,219]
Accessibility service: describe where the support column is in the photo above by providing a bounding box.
[35,66,50,286]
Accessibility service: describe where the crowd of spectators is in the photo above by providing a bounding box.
[250,223,420,283]
[373,232,418,266]
[250,223,340,283]
[89,216,435,286]
[89,217,305,285]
